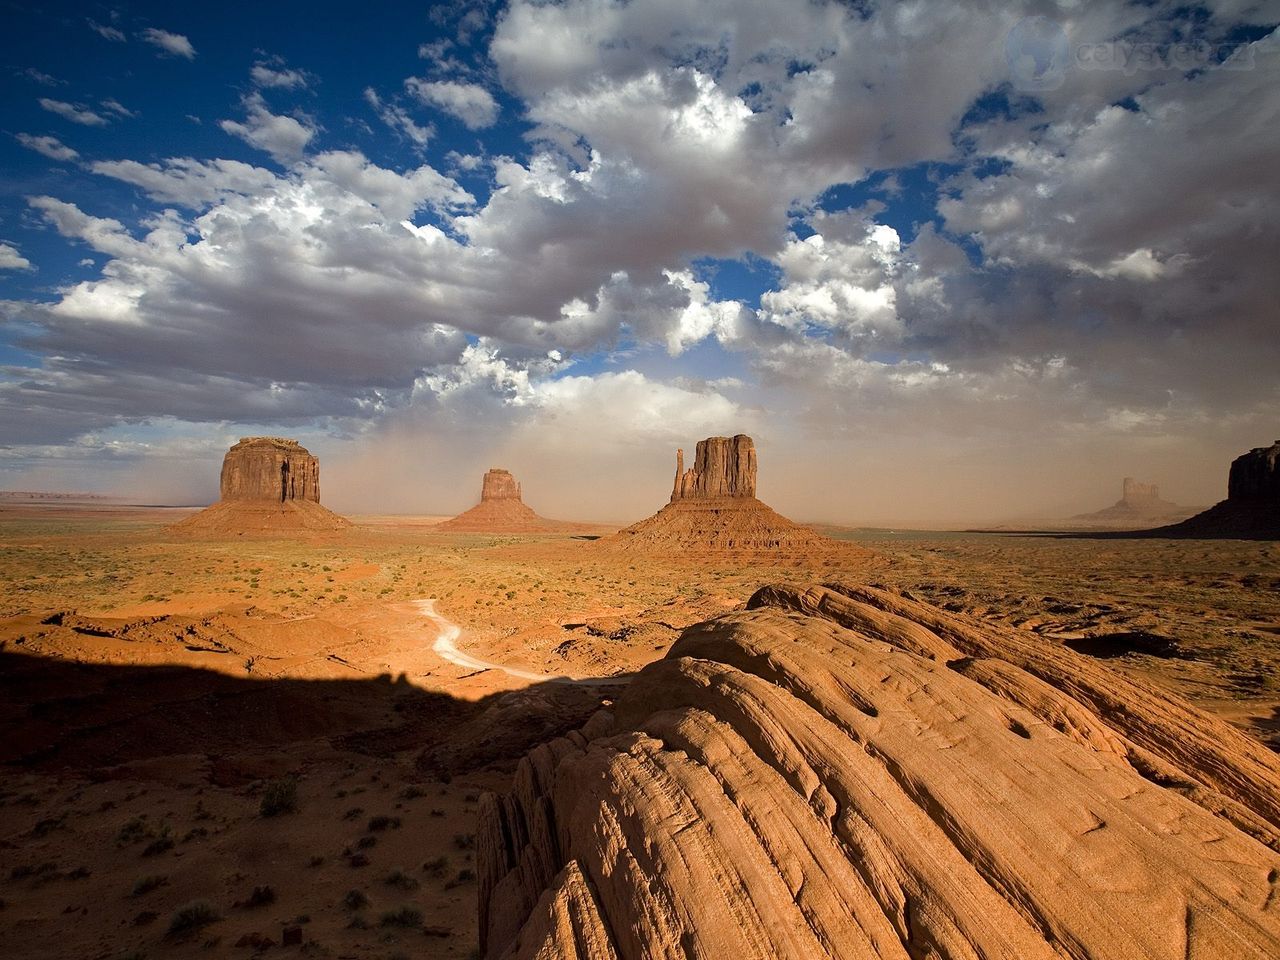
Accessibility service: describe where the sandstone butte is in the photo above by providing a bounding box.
[477,581,1280,960]
[609,435,830,551]
[1071,476,1194,525]
[172,437,349,535]
[1153,439,1280,538]
[437,468,564,532]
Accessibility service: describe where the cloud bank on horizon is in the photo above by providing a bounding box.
[0,0,1277,525]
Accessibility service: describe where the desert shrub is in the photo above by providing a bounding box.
[452,832,475,850]
[366,815,400,832]
[259,777,298,817]
[241,885,275,908]
[341,889,368,910]
[131,875,167,897]
[422,856,449,879]
[116,817,150,846]
[142,825,173,857]
[167,900,219,936]
[383,868,419,891]
[379,905,423,928]
[445,868,476,890]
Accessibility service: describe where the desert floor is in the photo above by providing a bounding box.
[1,504,1277,959]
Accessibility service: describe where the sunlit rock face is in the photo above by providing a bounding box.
[220,437,320,503]
[481,468,522,503]
[670,434,757,501]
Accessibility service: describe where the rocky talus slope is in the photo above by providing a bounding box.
[438,468,564,532]
[611,435,829,551]
[478,582,1280,960]
[173,437,348,534]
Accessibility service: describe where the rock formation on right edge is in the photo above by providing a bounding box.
[437,468,562,532]
[478,582,1280,960]
[609,435,828,551]
[1152,440,1280,538]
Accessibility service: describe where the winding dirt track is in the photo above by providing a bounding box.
[413,598,553,682]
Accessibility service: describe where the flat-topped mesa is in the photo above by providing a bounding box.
[671,434,757,501]
[480,468,522,503]
[171,436,348,535]
[1121,477,1160,504]
[220,437,320,503]
[1227,440,1280,502]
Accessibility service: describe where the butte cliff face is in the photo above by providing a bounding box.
[172,437,348,535]
[611,435,828,551]
[220,437,321,502]
[671,435,757,500]
[437,468,561,533]
[478,582,1280,960]
[1153,440,1280,538]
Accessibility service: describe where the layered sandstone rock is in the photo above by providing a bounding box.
[172,437,348,535]
[438,468,562,533]
[1070,476,1194,527]
[1154,440,1280,538]
[611,435,828,552]
[478,582,1280,960]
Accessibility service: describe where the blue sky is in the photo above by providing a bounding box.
[1,1,1277,523]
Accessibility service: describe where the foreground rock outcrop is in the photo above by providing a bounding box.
[478,582,1280,959]
[1153,440,1280,538]
[610,435,828,551]
[1070,477,1195,527]
[437,468,563,532]
[173,437,349,535]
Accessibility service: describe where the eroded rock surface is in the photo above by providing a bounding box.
[478,582,1280,960]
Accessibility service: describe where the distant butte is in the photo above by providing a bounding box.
[1070,476,1196,527]
[1152,440,1280,539]
[437,468,563,533]
[609,434,829,551]
[172,437,349,535]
